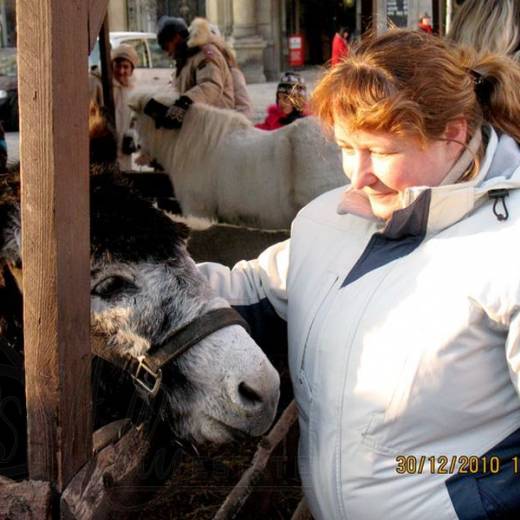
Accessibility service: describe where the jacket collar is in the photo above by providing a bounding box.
[337,126,520,236]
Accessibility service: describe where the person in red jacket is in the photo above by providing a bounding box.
[331,26,350,66]
[417,13,433,34]
[255,72,308,131]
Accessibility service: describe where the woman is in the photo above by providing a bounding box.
[255,71,307,131]
[199,30,520,519]
[111,44,138,171]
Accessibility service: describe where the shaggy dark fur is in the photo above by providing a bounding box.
[0,172,191,480]
[91,175,189,264]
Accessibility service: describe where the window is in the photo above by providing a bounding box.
[148,38,172,69]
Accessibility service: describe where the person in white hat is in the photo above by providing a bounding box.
[111,44,139,171]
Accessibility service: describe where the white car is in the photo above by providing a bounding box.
[89,31,174,90]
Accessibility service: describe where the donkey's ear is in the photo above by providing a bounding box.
[0,201,21,265]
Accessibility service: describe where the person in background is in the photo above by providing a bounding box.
[198,29,520,518]
[111,44,139,171]
[149,16,234,130]
[447,0,520,59]
[188,17,253,118]
[417,13,433,33]
[331,26,350,66]
[255,72,307,131]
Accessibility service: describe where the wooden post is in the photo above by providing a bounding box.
[17,0,92,491]
[99,15,115,126]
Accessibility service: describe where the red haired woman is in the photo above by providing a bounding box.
[200,30,520,519]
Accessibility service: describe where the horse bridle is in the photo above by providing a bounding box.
[91,307,250,399]
[7,262,250,399]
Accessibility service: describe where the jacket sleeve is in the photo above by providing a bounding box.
[184,48,229,106]
[506,309,520,398]
[197,240,289,352]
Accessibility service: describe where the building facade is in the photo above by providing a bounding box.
[106,0,457,83]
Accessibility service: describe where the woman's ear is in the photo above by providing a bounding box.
[443,117,468,145]
[443,117,468,161]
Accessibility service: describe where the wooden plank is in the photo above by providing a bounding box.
[99,15,115,126]
[0,479,53,519]
[18,0,92,491]
[61,425,152,519]
[88,0,110,52]
[213,401,299,520]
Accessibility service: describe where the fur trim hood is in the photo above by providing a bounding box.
[187,17,218,48]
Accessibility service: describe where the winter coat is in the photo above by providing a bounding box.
[255,104,307,131]
[331,33,349,66]
[113,78,135,171]
[186,17,250,115]
[199,126,520,519]
[231,66,253,118]
[176,44,235,110]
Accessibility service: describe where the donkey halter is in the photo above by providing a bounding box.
[92,307,250,399]
[6,262,250,400]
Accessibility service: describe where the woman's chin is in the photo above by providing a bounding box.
[368,193,399,221]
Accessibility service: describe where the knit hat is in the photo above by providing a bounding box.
[111,44,139,68]
[157,16,189,49]
[277,71,306,96]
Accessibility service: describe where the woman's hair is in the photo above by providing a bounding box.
[311,29,520,144]
[447,0,520,61]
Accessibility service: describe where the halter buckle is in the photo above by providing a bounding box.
[131,355,162,398]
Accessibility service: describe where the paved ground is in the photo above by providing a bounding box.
[4,66,328,165]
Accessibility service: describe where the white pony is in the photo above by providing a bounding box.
[131,92,346,229]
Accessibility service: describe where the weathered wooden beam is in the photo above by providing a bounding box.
[18,0,92,491]
[0,479,53,519]
[61,424,152,519]
[213,400,299,520]
[88,0,110,53]
[99,15,115,126]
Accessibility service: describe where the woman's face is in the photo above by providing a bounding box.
[334,123,465,220]
[113,59,134,86]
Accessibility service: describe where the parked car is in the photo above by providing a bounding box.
[89,32,174,90]
[0,33,174,132]
[0,48,18,131]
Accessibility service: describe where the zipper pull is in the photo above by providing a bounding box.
[488,189,509,221]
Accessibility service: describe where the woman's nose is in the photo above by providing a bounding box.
[348,151,376,190]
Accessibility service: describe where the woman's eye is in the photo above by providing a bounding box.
[372,150,395,157]
[92,276,136,299]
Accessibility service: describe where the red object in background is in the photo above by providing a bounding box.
[288,34,304,67]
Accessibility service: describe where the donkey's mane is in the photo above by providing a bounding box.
[91,175,189,264]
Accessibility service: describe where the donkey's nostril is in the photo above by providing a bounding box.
[238,381,263,407]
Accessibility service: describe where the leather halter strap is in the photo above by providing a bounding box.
[5,263,250,399]
[92,307,250,398]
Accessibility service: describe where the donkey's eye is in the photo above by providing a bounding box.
[92,275,136,299]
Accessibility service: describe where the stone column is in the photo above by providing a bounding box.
[229,0,266,83]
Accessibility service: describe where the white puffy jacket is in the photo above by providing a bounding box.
[199,127,520,519]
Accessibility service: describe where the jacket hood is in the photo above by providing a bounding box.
[187,17,218,48]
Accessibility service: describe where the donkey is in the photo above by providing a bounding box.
[0,172,280,479]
